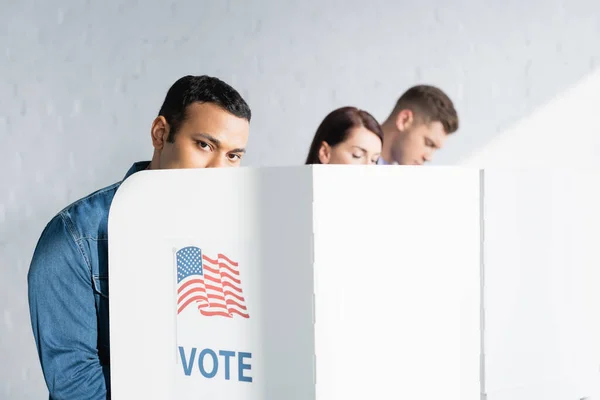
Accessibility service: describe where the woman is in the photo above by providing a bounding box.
[305,106,383,165]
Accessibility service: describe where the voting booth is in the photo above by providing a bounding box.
[108,166,600,400]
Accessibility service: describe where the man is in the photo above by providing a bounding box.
[378,85,459,165]
[27,75,251,399]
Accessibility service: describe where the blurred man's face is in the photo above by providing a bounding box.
[151,102,249,169]
[392,118,447,165]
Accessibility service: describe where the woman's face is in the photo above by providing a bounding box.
[318,126,382,165]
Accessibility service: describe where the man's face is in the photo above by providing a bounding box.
[152,102,249,169]
[392,120,447,165]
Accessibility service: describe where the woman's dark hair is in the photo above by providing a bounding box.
[305,107,384,164]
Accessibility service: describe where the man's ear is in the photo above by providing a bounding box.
[395,109,414,133]
[151,116,170,150]
[318,141,331,164]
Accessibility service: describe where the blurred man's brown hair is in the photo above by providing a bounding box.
[393,85,458,134]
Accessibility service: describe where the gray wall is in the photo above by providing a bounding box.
[1,0,600,398]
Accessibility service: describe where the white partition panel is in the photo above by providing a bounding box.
[312,166,482,400]
[108,167,316,400]
[483,169,600,400]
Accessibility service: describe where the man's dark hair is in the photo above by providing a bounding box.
[393,85,459,134]
[158,75,252,142]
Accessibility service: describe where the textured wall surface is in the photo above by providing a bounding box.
[2,0,600,398]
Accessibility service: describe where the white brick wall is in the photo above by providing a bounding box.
[1,0,600,398]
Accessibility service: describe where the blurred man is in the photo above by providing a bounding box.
[378,85,458,165]
[27,75,251,400]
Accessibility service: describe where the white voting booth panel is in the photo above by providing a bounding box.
[311,167,481,400]
[108,167,316,400]
[483,169,600,400]
[108,166,481,400]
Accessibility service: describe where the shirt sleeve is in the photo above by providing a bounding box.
[28,213,109,400]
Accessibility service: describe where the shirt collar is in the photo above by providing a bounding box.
[123,161,151,181]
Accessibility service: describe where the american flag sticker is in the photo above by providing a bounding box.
[176,246,249,319]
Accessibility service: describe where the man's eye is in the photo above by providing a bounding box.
[228,153,242,160]
[352,154,362,159]
[196,141,210,149]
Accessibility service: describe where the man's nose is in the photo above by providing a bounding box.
[206,155,228,168]
[423,150,434,163]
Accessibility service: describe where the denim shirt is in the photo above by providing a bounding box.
[28,161,149,400]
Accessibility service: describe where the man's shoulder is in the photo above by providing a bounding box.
[42,161,150,242]
[54,180,124,242]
